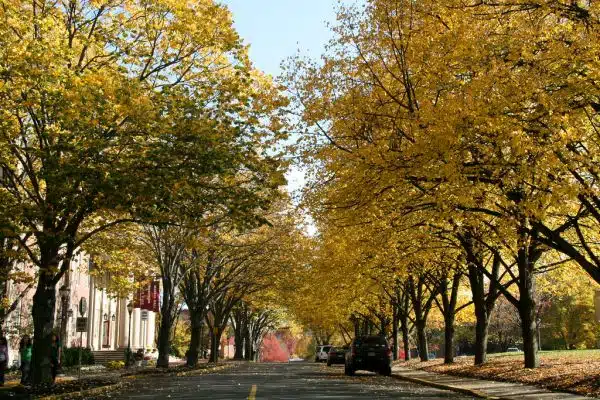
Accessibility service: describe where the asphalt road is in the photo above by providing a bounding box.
[89,362,473,399]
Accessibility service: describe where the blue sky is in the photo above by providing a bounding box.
[219,1,358,198]
[220,0,345,77]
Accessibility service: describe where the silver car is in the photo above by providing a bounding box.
[315,345,332,362]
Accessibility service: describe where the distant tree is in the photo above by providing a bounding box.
[488,297,522,353]
[538,266,600,350]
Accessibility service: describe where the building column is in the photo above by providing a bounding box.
[141,313,147,351]
[109,297,117,350]
[106,296,112,349]
[131,308,140,349]
[146,312,155,350]
[97,288,105,350]
[87,277,95,350]
[118,299,128,349]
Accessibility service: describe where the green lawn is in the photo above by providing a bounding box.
[487,349,600,359]
[539,349,600,358]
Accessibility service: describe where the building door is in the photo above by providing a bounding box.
[102,320,110,348]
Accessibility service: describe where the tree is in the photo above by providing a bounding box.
[289,0,600,369]
[456,228,510,365]
[488,297,522,353]
[244,306,278,361]
[538,264,600,350]
[179,241,219,367]
[405,272,439,362]
[0,0,285,383]
[142,226,192,368]
[432,265,464,364]
[82,221,154,298]
[230,302,251,360]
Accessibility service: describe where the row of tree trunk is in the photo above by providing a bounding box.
[365,227,543,369]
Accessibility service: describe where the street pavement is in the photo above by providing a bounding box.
[89,362,474,399]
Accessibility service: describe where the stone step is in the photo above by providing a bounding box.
[92,350,126,364]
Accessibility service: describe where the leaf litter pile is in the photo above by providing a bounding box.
[396,350,600,397]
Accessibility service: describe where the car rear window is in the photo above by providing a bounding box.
[356,336,387,346]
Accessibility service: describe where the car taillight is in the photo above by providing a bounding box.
[351,346,357,356]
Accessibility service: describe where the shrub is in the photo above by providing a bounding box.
[62,347,95,367]
[106,360,125,370]
[134,348,144,361]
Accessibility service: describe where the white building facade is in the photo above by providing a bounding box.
[3,253,157,364]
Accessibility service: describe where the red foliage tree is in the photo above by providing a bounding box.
[260,334,289,362]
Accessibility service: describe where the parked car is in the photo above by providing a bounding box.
[345,335,392,376]
[315,345,333,362]
[506,347,521,353]
[327,346,348,366]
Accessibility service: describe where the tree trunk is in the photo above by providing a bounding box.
[438,270,460,364]
[379,315,387,336]
[59,271,70,349]
[443,313,455,364]
[209,328,223,363]
[31,243,75,386]
[400,320,410,361]
[518,247,539,368]
[399,292,411,361]
[473,310,490,365]
[408,275,434,362]
[157,280,175,368]
[244,327,252,361]
[353,317,360,338]
[463,236,499,366]
[186,304,209,366]
[231,307,247,360]
[391,304,399,361]
[233,333,244,360]
[415,321,429,362]
[31,274,57,385]
[186,318,203,367]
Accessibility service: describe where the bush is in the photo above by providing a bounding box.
[62,347,95,367]
[134,348,144,361]
[106,360,125,370]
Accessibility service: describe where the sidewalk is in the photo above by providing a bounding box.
[0,361,230,399]
[0,375,77,390]
[392,366,593,400]
[0,360,187,395]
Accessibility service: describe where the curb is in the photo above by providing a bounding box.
[36,363,233,399]
[0,380,20,391]
[176,363,232,377]
[37,381,126,400]
[391,372,501,400]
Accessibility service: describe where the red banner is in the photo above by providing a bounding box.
[149,280,160,312]
[134,279,160,312]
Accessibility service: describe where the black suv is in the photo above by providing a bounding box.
[345,335,392,376]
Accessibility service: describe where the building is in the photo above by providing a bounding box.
[3,253,157,365]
